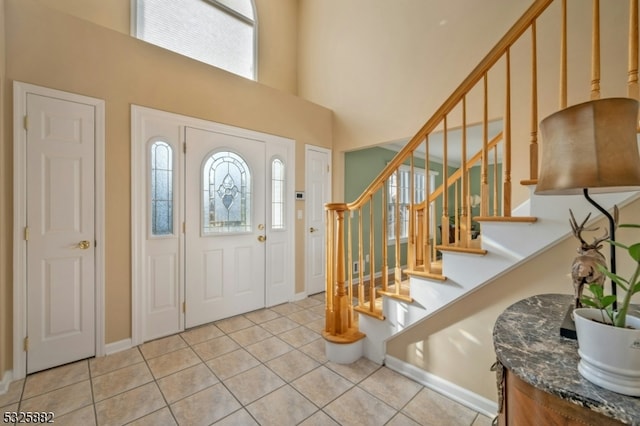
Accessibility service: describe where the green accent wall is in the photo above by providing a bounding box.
[344,146,503,277]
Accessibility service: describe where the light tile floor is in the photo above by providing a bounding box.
[1,293,495,425]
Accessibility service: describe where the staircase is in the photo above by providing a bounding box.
[323,0,640,366]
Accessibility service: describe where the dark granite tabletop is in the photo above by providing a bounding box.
[493,293,640,425]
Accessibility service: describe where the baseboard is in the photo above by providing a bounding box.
[0,370,13,395]
[293,291,308,302]
[104,338,133,356]
[384,355,498,418]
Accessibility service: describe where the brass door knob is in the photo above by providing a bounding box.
[257,235,267,242]
[78,240,91,250]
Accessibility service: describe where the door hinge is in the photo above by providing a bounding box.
[24,227,29,241]
[182,302,186,313]
[183,143,186,154]
[24,115,28,131]
[23,336,29,351]
[182,222,186,233]
[327,164,330,173]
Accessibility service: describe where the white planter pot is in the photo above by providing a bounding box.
[573,308,640,396]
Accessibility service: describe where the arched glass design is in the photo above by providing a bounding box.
[150,141,174,235]
[203,151,252,234]
[271,158,285,229]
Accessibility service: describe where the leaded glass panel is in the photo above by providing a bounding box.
[151,141,174,235]
[203,151,252,234]
[271,158,285,229]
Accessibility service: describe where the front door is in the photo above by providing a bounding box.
[184,127,266,327]
[25,93,96,373]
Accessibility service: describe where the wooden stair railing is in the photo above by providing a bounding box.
[323,0,640,344]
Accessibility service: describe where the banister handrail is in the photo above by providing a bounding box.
[342,0,553,212]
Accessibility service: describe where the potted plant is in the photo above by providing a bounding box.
[573,223,640,396]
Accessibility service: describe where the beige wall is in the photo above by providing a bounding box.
[387,197,640,402]
[39,0,300,96]
[297,0,630,205]
[0,0,331,374]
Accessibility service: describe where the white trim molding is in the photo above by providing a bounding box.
[0,370,13,395]
[385,355,498,419]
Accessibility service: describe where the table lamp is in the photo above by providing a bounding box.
[535,97,640,338]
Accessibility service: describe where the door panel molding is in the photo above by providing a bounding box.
[13,81,105,380]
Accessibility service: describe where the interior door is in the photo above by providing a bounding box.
[185,127,266,327]
[306,146,331,295]
[26,93,96,373]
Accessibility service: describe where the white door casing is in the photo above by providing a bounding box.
[131,106,295,344]
[306,145,331,296]
[184,126,266,327]
[13,82,105,379]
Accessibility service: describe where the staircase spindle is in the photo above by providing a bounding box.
[381,184,389,292]
[461,96,470,245]
[369,195,376,311]
[629,0,639,100]
[481,75,489,217]
[358,208,364,307]
[441,116,450,246]
[424,136,432,273]
[408,155,415,270]
[493,146,499,216]
[394,169,401,287]
[504,47,512,216]
[527,20,539,184]
[591,0,601,99]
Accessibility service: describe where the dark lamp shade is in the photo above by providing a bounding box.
[535,97,640,195]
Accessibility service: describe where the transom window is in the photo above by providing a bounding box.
[203,151,252,234]
[134,0,256,80]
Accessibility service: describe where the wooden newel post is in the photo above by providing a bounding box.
[325,203,350,336]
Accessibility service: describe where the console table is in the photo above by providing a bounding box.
[493,294,640,425]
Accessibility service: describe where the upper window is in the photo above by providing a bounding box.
[134,0,256,80]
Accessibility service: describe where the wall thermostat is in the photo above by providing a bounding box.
[295,191,305,200]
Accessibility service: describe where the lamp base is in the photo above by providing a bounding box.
[560,304,577,339]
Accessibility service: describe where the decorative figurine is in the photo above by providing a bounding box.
[569,210,608,309]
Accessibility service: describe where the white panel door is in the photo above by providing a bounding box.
[26,94,95,373]
[306,146,331,296]
[185,127,266,327]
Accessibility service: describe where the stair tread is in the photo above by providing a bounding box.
[436,245,488,255]
[474,216,537,223]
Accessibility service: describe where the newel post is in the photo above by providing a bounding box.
[324,203,351,336]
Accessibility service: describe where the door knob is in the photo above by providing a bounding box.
[257,235,267,242]
[78,240,91,250]
[310,227,318,233]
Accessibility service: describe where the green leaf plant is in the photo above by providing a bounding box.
[581,224,640,328]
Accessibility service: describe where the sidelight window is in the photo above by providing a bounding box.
[271,158,285,230]
[150,141,174,236]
